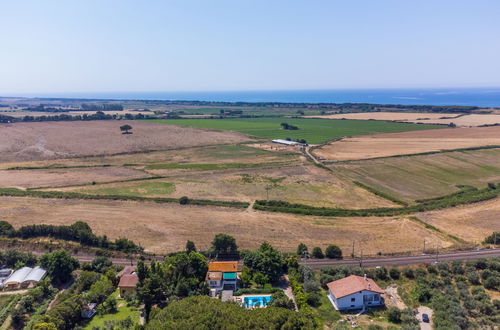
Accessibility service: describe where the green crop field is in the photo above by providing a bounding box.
[148,118,441,144]
[78,181,175,197]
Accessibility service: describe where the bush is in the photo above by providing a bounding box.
[297,243,308,256]
[325,245,342,259]
[179,196,190,205]
[306,292,321,307]
[387,306,402,323]
[312,247,324,259]
[389,268,401,280]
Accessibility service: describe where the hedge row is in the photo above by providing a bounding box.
[254,185,499,217]
[0,188,249,209]
[353,181,408,206]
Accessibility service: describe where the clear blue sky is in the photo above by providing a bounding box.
[1,0,500,94]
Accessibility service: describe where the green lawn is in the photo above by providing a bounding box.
[310,290,342,326]
[79,181,175,197]
[84,290,140,329]
[148,118,441,144]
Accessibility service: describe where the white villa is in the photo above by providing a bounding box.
[326,275,384,311]
[205,261,239,295]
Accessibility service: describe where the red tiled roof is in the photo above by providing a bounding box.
[118,274,138,288]
[208,261,238,272]
[118,265,136,277]
[327,275,384,298]
[205,271,222,281]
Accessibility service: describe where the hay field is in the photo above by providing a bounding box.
[52,164,397,208]
[0,167,150,189]
[334,148,500,201]
[418,197,500,243]
[306,112,459,121]
[413,114,500,127]
[0,121,250,162]
[314,126,500,161]
[0,196,450,255]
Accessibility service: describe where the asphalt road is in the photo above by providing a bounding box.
[298,248,500,269]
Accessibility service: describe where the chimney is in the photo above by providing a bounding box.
[368,283,371,290]
[364,274,367,280]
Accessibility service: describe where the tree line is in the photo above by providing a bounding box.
[0,220,142,253]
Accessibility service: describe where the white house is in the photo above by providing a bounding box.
[327,275,384,311]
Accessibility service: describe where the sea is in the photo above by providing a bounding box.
[6,88,500,107]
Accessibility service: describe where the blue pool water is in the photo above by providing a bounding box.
[243,296,271,308]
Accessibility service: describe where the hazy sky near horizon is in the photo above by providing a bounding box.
[1,0,500,94]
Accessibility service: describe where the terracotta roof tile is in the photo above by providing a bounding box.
[118,274,138,288]
[327,275,384,298]
[208,261,238,272]
[205,271,222,281]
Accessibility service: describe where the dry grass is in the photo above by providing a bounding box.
[314,126,500,161]
[0,196,450,255]
[413,114,500,127]
[418,197,500,243]
[0,121,250,162]
[52,164,397,208]
[0,167,150,189]
[306,112,459,121]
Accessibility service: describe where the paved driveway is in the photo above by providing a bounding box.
[416,306,433,330]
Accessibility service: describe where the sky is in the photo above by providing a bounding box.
[1,0,500,94]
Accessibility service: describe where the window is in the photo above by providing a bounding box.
[351,297,355,302]
[350,305,355,308]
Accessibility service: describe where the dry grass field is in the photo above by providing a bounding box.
[52,164,396,208]
[333,148,500,201]
[306,112,500,127]
[418,197,500,243]
[314,126,500,161]
[0,167,150,189]
[0,121,250,162]
[306,112,459,121]
[0,109,152,118]
[0,196,451,255]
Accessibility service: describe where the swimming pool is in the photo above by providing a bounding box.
[243,295,271,308]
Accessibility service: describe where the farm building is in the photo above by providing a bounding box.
[3,266,47,290]
[326,275,384,311]
[271,139,300,146]
[206,261,239,295]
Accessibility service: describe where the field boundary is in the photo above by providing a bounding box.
[0,188,249,209]
[407,216,467,245]
[322,144,500,164]
[253,185,500,217]
[352,181,409,206]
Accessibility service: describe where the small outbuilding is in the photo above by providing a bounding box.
[3,266,47,290]
[327,275,384,311]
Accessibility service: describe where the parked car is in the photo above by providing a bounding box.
[422,313,430,323]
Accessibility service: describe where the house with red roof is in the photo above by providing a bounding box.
[118,266,139,297]
[326,275,384,311]
[205,261,239,295]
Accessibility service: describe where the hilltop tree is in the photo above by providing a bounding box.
[40,250,79,283]
[120,124,133,134]
[297,243,308,257]
[325,245,342,259]
[185,240,197,252]
[211,233,238,257]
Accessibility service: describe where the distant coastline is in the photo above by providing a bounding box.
[3,87,500,107]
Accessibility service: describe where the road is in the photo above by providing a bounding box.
[299,248,500,269]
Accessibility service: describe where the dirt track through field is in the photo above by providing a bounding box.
[0,121,250,162]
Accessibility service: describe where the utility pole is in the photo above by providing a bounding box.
[265,185,271,200]
[360,249,363,268]
[352,241,355,258]
[435,244,439,263]
[423,240,426,254]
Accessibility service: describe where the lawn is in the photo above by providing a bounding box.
[84,290,140,329]
[148,118,440,144]
[310,290,342,326]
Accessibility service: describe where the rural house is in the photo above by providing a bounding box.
[118,266,138,297]
[206,261,239,294]
[326,275,384,311]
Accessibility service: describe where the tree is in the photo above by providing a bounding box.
[211,233,238,257]
[387,307,402,323]
[185,240,197,252]
[312,247,324,259]
[268,291,295,310]
[325,245,342,259]
[40,250,79,283]
[243,242,285,283]
[91,256,112,273]
[297,243,308,257]
[120,124,133,134]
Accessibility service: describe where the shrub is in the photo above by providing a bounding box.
[325,245,342,259]
[296,243,308,256]
[179,196,190,205]
[389,268,401,280]
[387,306,402,323]
[312,247,324,259]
